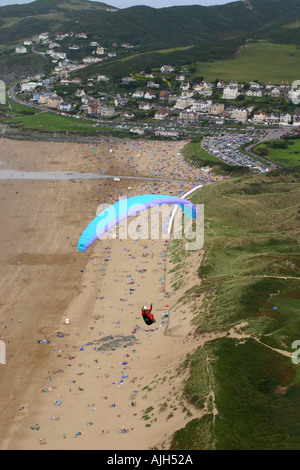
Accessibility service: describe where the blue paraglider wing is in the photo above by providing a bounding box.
[78,194,198,252]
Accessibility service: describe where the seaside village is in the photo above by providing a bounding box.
[15,31,300,133]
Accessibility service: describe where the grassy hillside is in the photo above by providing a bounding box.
[77,38,300,85]
[253,138,300,168]
[195,40,300,83]
[0,0,300,50]
[1,0,300,83]
[75,39,241,81]
[2,97,98,133]
[173,337,300,450]
[0,0,111,45]
[0,52,47,81]
[168,167,300,449]
[254,16,300,46]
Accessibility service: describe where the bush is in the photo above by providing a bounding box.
[269,140,288,149]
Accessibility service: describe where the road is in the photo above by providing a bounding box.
[0,169,202,183]
[202,126,291,172]
[202,132,268,171]
[245,128,288,169]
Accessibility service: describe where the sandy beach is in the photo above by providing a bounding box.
[0,136,221,450]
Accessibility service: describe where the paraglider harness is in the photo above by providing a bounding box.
[141,304,155,326]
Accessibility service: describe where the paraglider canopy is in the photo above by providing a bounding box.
[78,194,198,253]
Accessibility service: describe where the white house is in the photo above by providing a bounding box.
[114,95,128,107]
[83,57,102,64]
[252,111,268,123]
[123,111,134,119]
[132,90,144,98]
[208,102,225,115]
[270,87,281,98]
[160,65,174,73]
[139,101,152,110]
[289,88,300,104]
[55,33,66,41]
[248,81,261,89]
[293,112,300,126]
[96,46,106,55]
[39,32,49,41]
[144,91,156,100]
[180,81,190,91]
[222,83,239,99]
[181,90,194,99]
[193,83,204,93]
[266,113,279,124]
[147,82,160,88]
[130,127,144,135]
[154,108,170,120]
[20,81,42,92]
[198,88,212,98]
[155,130,178,138]
[179,110,199,123]
[100,106,115,118]
[192,100,212,113]
[246,87,263,97]
[193,81,212,96]
[174,97,195,110]
[71,77,82,85]
[279,113,292,125]
[75,89,86,97]
[280,82,290,91]
[226,107,248,123]
[15,46,27,54]
[265,82,274,90]
[159,91,169,101]
[121,43,133,48]
[75,33,88,39]
[58,103,73,112]
[97,75,110,82]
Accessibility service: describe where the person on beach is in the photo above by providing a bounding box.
[141,304,155,325]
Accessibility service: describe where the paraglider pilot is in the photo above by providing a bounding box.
[141,304,155,325]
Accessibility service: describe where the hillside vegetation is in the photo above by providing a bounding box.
[253,137,300,168]
[0,0,300,49]
[254,16,300,46]
[1,0,300,83]
[168,167,300,449]
[0,52,48,81]
[194,40,300,83]
[75,39,241,81]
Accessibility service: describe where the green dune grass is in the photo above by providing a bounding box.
[169,166,300,449]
